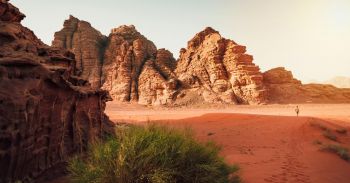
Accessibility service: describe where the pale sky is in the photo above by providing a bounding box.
[12,0,350,83]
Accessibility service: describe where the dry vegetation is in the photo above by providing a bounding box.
[321,144,350,161]
[311,121,350,162]
[68,125,240,183]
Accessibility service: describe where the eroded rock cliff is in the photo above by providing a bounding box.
[52,15,350,106]
[53,23,178,105]
[52,15,107,88]
[0,1,114,182]
[175,27,266,104]
[102,25,177,105]
[263,67,350,103]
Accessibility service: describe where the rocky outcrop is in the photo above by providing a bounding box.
[53,21,267,105]
[137,49,178,105]
[102,25,157,102]
[0,1,114,182]
[102,25,177,105]
[263,67,350,103]
[52,17,350,106]
[52,15,107,88]
[53,22,178,106]
[175,27,266,104]
[0,0,25,22]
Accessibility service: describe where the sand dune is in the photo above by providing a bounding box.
[106,103,350,183]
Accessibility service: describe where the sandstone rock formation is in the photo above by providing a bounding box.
[175,27,266,104]
[263,67,350,103]
[52,15,107,88]
[53,23,266,105]
[53,23,178,105]
[137,49,178,105]
[0,1,114,182]
[0,0,24,22]
[102,26,177,105]
[52,16,350,106]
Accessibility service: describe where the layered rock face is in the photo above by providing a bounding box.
[263,67,350,103]
[101,26,177,105]
[175,27,266,104]
[0,1,113,182]
[52,16,106,88]
[137,49,178,105]
[54,23,266,105]
[102,25,177,105]
[53,23,178,105]
[52,17,350,105]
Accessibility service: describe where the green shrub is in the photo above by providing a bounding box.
[322,144,350,161]
[68,125,240,183]
[323,131,338,141]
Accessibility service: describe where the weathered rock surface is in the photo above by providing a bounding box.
[102,25,156,102]
[52,15,107,88]
[53,22,178,105]
[263,67,350,103]
[52,16,350,105]
[0,1,114,182]
[175,27,266,104]
[102,26,177,105]
[53,21,267,105]
[0,0,25,22]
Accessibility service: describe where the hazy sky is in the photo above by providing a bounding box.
[12,0,350,83]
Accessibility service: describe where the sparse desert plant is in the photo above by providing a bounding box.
[313,140,322,145]
[310,122,330,131]
[335,128,347,134]
[323,131,338,141]
[68,125,240,183]
[310,122,339,141]
[322,144,350,161]
[323,131,337,141]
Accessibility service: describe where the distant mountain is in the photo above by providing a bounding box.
[324,76,350,88]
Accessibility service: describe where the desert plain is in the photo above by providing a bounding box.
[106,103,350,183]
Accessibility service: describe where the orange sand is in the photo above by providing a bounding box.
[106,103,350,183]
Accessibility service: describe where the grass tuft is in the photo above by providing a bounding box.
[313,140,322,145]
[335,128,347,134]
[68,125,240,183]
[310,122,339,142]
[323,131,338,141]
[310,122,330,131]
[322,144,350,161]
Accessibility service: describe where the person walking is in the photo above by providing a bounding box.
[295,105,300,117]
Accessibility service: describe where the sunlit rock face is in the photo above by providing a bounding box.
[263,67,350,103]
[175,27,267,104]
[102,25,177,105]
[54,22,178,106]
[52,16,350,106]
